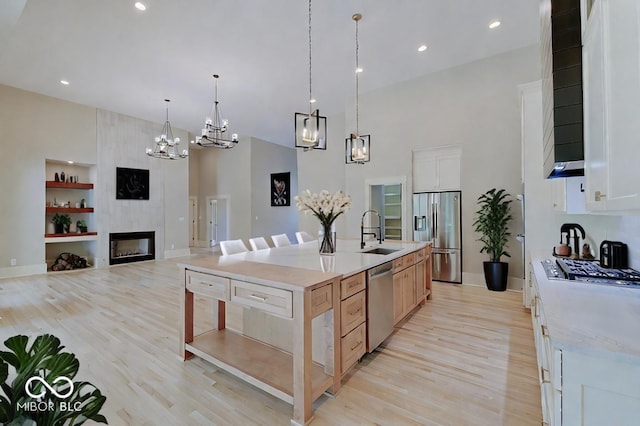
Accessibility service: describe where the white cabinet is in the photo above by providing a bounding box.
[563,350,640,426]
[530,261,640,425]
[412,146,461,192]
[583,0,640,211]
[529,268,561,425]
[551,176,586,214]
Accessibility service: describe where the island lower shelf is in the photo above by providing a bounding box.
[186,329,333,404]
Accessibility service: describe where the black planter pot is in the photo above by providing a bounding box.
[54,223,64,234]
[483,261,509,291]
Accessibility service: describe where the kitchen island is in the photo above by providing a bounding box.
[179,239,431,425]
[526,254,640,425]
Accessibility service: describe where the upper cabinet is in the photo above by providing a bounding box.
[583,0,640,211]
[412,146,461,192]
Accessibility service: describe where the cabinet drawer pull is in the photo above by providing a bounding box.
[541,324,549,337]
[540,367,550,384]
[200,281,214,287]
[350,340,362,351]
[248,294,268,301]
[349,308,361,315]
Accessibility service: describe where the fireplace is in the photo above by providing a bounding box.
[109,231,155,265]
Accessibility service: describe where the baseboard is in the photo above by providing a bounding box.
[191,240,211,248]
[0,263,47,279]
[164,248,191,259]
[461,272,524,292]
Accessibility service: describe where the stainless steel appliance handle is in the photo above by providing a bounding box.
[434,203,438,237]
[431,204,436,237]
[369,269,393,280]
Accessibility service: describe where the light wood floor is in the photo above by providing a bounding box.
[0,256,541,425]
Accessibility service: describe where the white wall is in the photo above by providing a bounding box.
[250,137,298,244]
[0,84,96,277]
[0,84,190,278]
[297,45,541,287]
[296,112,347,237]
[190,136,299,247]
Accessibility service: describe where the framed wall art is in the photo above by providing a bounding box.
[270,172,290,207]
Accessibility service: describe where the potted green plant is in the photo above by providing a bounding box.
[76,220,88,233]
[473,188,513,291]
[0,334,107,425]
[52,213,72,234]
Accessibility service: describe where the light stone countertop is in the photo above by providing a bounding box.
[180,239,430,292]
[532,253,640,362]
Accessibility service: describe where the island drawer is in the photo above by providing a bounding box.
[341,322,366,373]
[340,272,366,300]
[341,290,366,337]
[415,248,427,261]
[311,284,332,317]
[186,270,230,300]
[230,280,293,318]
[393,253,416,272]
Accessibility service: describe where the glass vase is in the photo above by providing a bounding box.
[318,222,336,255]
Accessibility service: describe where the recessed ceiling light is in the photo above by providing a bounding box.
[309,98,317,104]
[67,160,74,164]
[489,20,501,29]
[60,80,69,85]
[134,2,146,11]
[355,67,363,73]
[418,45,427,52]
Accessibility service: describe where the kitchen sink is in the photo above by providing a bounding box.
[362,247,400,255]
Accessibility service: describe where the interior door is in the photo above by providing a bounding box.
[208,198,228,247]
[188,197,197,247]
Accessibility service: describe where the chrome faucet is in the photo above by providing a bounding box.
[361,209,383,249]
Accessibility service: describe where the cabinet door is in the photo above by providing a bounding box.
[584,0,640,211]
[563,350,640,426]
[436,154,461,191]
[393,272,404,324]
[415,259,426,301]
[583,0,608,211]
[402,265,416,315]
[601,0,640,210]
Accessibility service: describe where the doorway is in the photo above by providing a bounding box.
[365,176,407,241]
[206,196,229,247]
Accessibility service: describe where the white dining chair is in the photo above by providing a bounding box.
[249,237,270,251]
[271,233,291,247]
[219,239,249,256]
[295,231,315,244]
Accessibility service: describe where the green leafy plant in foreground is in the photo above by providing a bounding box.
[0,334,107,425]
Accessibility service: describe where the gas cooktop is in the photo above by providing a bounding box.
[541,258,640,287]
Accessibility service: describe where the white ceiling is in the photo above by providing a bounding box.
[0,0,540,147]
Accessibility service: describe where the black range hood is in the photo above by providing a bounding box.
[541,0,584,178]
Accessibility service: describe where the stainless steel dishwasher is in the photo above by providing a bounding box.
[367,261,394,352]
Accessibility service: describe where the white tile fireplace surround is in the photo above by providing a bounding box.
[109,231,155,265]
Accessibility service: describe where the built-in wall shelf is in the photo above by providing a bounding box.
[45,181,94,189]
[46,207,94,214]
[44,232,98,243]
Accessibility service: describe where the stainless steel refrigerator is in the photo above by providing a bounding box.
[413,191,462,283]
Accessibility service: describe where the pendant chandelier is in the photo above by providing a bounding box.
[346,13,370,164]
[196,74,238,149]
[146,99,188,160]
[294,0,327,151]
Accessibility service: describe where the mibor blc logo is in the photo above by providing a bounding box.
[25,376,74,399]
[18,375,82,413]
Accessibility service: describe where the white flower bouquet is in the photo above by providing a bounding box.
[294,190,352,254]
